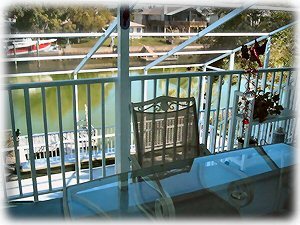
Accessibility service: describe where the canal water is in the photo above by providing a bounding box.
[5,61,244,135]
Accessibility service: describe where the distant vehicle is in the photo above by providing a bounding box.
[5,38,57,56]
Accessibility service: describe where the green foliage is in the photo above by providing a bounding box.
[253,91,284,123]
[7,5,113,33]
[269,28,294,67]
[207,9,294,69]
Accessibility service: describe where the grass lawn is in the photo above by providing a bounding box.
[71,36,188,48]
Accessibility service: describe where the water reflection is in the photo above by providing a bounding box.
[7,70,250,135]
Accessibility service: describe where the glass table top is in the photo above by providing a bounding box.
[64,143,294,218]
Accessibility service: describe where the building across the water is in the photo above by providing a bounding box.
[134,6,208,33]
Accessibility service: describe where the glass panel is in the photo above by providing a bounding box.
[262,143,294,168]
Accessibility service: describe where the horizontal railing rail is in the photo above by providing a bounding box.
[3,67,296,201]
[6,77,117,90]
[5,50,232,62]
[6,32,269,39]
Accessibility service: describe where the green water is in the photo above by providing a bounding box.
[6,67,242,135]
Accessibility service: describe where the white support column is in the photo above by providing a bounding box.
[144,69,148,101]
[222,52,235,150]
[115,5,131,175]
[261,36,271,90]
[198,67,206,144]
[229,52,235,70]
[203,70,214,149]
[73,73,79,124]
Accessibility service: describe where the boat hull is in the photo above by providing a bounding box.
[6,39,57,56]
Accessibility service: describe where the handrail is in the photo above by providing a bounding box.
[6,76,117,90]
[5,50,232,62]
[6,32,270,39]
[129,67,295,81]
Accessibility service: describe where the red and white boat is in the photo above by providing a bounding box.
[5,38,57,56]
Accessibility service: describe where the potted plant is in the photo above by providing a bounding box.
[237,136,258,148]
[253,91,284,123]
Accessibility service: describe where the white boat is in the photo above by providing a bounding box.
[5,38,57,56]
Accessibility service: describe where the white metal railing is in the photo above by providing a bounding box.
[4,32,269,65]
[5,50,232,63]
[6,32,269,39]
[4,67,296,201]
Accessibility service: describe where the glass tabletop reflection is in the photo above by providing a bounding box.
[64,143,294,218]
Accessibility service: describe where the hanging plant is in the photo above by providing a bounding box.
[236,39,268,147]
[237,136,258,147]
[253,91,284,123]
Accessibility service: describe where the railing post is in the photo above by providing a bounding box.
[199,66,206,144]
[24,88,38,202]
[228,91,241,150]
[203,67,214,149]
[143,70,149,101]
[222,53,235,151]
[115,5,131,176]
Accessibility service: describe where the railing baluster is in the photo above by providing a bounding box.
[290,73,296,110]
[237,74,242,91]
[72,85,80,183]
[203,75,213,149]
[41,87,52,191]
[140,79,145,163]
[196,75,203,119]
[218,109,224,151]
[187,77,192,98]
[270,71,276,94]
[87,84,93,180]
[24,88,38,201]
[162,109,167,163]
[212,75,223,153]
[56,86,66,189]
[282,71,292,131]
[278,70,284,99]
[268,70,277,142]
[153,78,157,98]
[8,90,23,197]
[276,72,285,129]
[221,74,233,151]
[183,76,193,156]
[162,78,169,163]
[141,80,145,102]
[1,145,8,200]
[166,78,170,96]
[101,83,106,177]
[284,73,293,141]
[150,79,157,166]
[170,78,181,161]
[199,76,206,143]
[263,71,268,92]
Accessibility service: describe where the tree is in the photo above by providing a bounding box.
[7,5,113,33]
[202,9,295,69]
